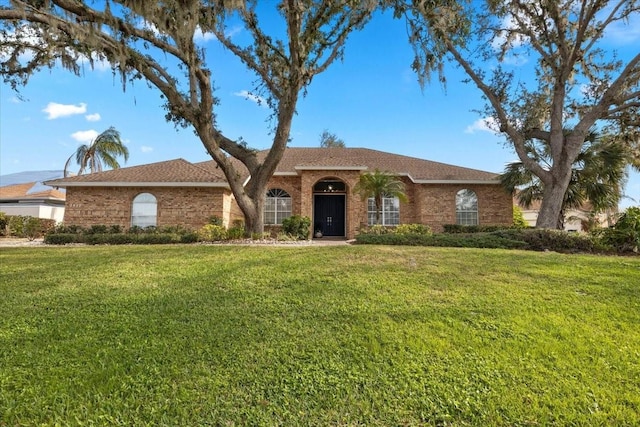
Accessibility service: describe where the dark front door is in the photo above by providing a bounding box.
[314,195,345,237]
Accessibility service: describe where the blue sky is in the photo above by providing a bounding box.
[1,9,638,208]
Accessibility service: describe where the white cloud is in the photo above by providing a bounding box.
[465,117,500,134]
[141,145,153,153]
[85,113,101,122]
[71,129,98,144]
[234,90,267,107]
[43,102,87,120]
[194,26,217,42]
[10,96,21,104]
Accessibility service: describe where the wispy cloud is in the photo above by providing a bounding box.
[43,102,87,120]
[194,26,217,42]
[465,117,500,134]
[141,145,153,153]
[234,90,267,107]
[85,113,101,122]
[10,96,21,104]
[71,129,98,144]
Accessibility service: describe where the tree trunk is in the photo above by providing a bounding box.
[243,208,263,237]
[535,167,573,229]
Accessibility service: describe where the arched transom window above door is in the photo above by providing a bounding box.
[313,180,346,193]
[265,188,292,225]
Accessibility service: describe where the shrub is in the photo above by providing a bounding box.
[52,224,85,234]
[597,207,640,253]
[87,225,109,234]
[281,215,311,240]
[180,232,199,243]
[197,224,228,242]
[208,216,223,226]
[443,224,511,234]
[44,233,82,245]
[0,212,7,236]
[513,206,528,228]
[227,226,245,240]
[395,223,432,235]
[4,215,55,239]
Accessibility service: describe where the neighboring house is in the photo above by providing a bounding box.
[0,171,67,223]
[515,198,615,232]
[0,181,66,223]
[45,147,513,238]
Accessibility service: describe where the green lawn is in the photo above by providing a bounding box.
[1,245,639,426]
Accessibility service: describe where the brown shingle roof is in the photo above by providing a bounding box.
[45,158,227,187]
[274,148,499,181]
[45,148,499,187]
[0,182,66,200]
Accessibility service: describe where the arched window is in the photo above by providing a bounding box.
[456,189,478,226]
[265,189,291,225]
[131,193,157,228]
[367,195,400,226]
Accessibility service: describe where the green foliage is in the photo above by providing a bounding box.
[208,215,223,226]
[512,205,528,228]
[0,246,638,425]
[443,224,510,233]
[63,126,129,176]
[227,226,245,240]
[357,228,603,253]
[4,215,54,239]
[43,233,80,245]
[281,215,311,240]
[0,212,7,235]
[197,224,228,242]
[394,223,432,235]
[597,207,640,253]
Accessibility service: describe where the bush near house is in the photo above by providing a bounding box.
[356,226,612,254]
[44,224,197,245]
[281,215,312,240]
[2,215,56,240]
[595,206,640,253]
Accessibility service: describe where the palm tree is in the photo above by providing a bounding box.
[353,169,408,225]
[64,127,129,177]
[501,130,630,229]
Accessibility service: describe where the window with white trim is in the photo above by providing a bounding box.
[367,196,400,226]
[265,188,292,225]
[131,192,157,228]
[456,189,478,226]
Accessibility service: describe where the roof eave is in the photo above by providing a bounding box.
[414,179,502,184]
[294,166,368,171]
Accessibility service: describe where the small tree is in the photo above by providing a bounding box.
[63,127,129,177]
[353,169,408,225]
[319,130,346,148]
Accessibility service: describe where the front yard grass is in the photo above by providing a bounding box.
[1,245,639,425]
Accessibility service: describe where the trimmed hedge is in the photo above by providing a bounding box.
[356,228,607,253]
[44,232,191,245]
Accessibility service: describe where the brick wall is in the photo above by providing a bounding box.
[64,186,229,230]
[415,184,513,232]
[63,178,512,237]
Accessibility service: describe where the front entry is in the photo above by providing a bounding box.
[313,194,345,237]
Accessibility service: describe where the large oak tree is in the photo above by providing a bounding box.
[0,0,374,234]
[398,0,640,228]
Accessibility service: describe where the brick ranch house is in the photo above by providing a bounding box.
[45,147,513,239]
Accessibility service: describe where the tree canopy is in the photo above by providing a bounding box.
[63,126,129,177]
[319,129,346,147]
[399,0,640,228]
[0,0,374,234]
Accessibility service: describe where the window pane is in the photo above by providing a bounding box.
[455,189,478,226]
[132,193,157,228]
[264,189,291,225]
